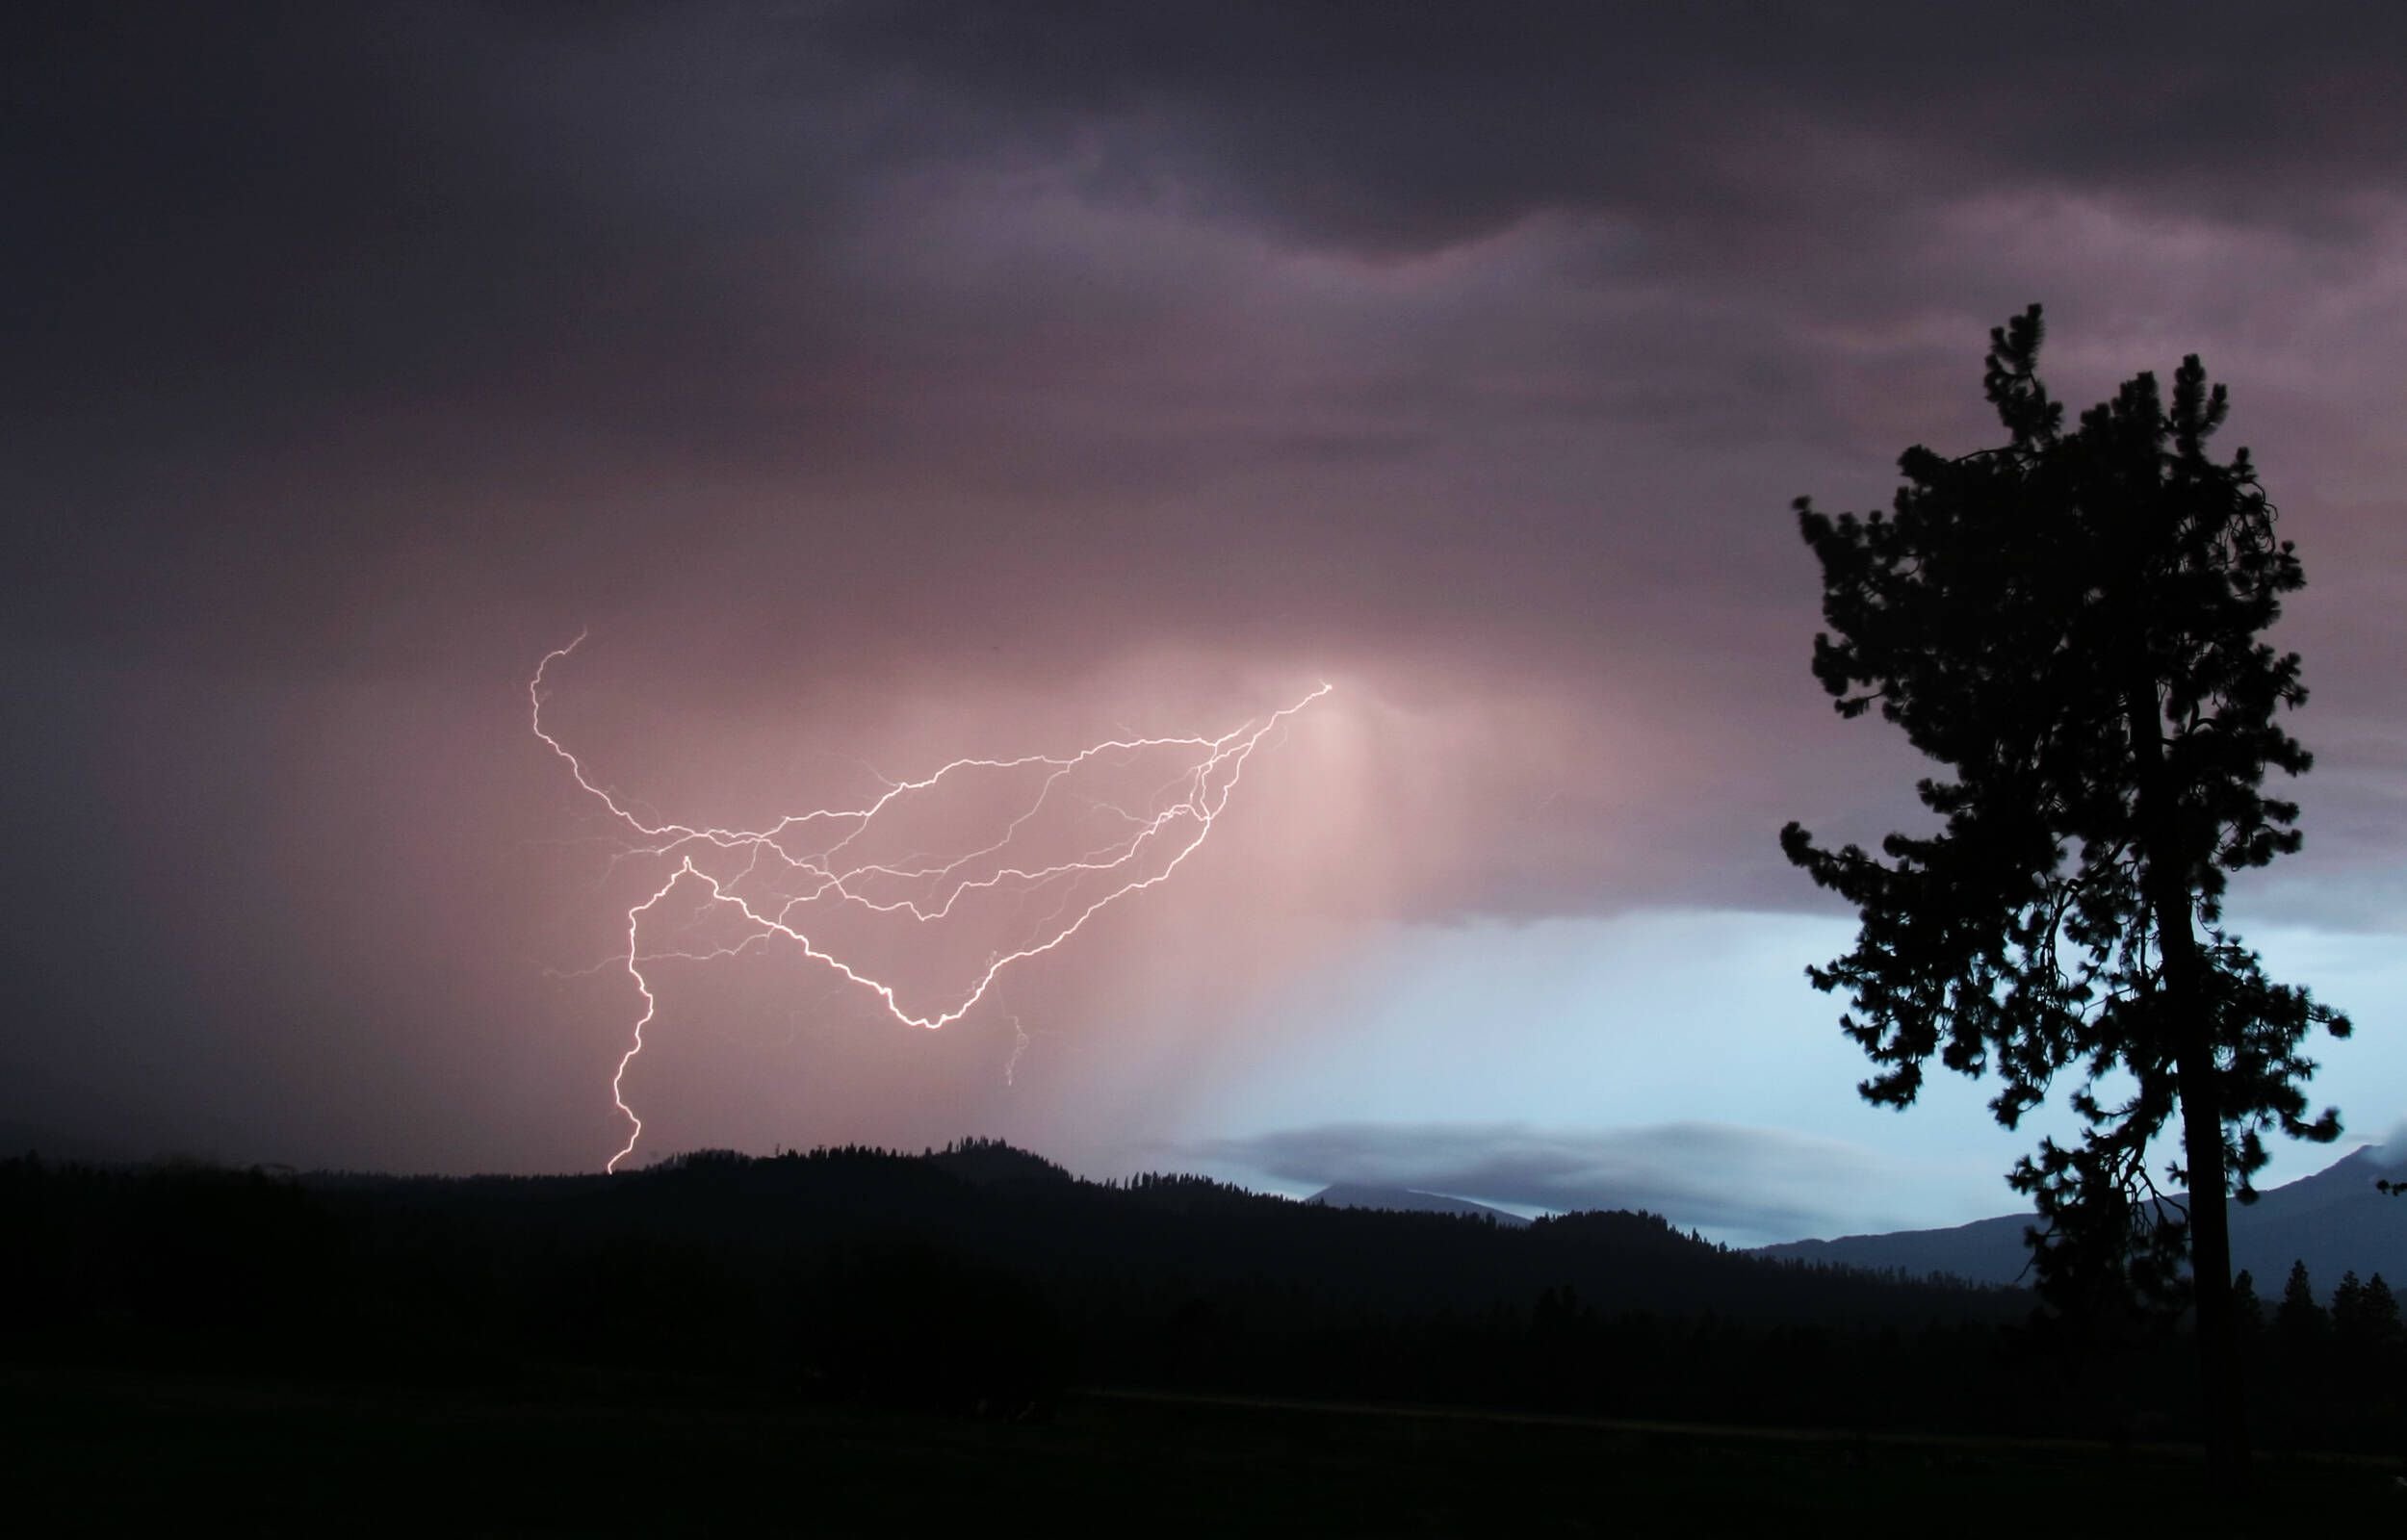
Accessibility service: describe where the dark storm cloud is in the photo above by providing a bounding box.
[10,5,863,428]
[9,3,868,661]
[816,0,2407,257]
[12,4,2402,834]
[14,3,2405,674]
[1191,1119,1899,1239]
[15,5,2402,472]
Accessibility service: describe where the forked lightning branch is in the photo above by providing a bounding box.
[531,637,1330,1170]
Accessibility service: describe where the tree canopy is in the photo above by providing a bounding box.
[1780,305,2350,1473]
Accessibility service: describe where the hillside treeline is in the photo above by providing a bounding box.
[3,1142,2398,1451]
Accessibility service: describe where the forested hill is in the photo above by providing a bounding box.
[258,1138,2016,1325]
[12,1140,2403,1445]
[4,1139,2015,1387]
[270,1139,2011,1322]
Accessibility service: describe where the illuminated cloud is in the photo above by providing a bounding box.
[1189,1120,1909,1245]
[3,5,2402,1179]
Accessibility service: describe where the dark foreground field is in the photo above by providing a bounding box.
[7,1367,2398,1535]
[11,1147,2403,1529]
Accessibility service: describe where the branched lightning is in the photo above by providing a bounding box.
[531,634,1330,1170]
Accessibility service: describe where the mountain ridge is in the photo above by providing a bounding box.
[1751,1143,2406,1295]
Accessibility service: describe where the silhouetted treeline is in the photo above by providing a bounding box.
[4,1143,2398,1451]
[2240,1260,2407,1450]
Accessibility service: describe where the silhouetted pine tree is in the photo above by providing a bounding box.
[2274,1260,2326,1348]
[2231,1269,2264,1337]
[1782,306,2349,1484]
[2333,1269,2400,1348]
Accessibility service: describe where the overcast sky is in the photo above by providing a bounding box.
[9,3,2405,1242]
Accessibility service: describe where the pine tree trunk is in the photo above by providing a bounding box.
[2133,679,2251,1487]
[2156,868,2248,1484]
[2175,1014,2249,1488]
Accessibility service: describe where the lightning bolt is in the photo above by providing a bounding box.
[531,634,1330,1170]
[1003,1015,1033,1088]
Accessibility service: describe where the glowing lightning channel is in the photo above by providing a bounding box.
[530,634,1331,1170]
[1003,1015,1033,1088]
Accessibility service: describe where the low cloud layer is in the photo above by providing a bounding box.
[1191,1120,1920,1244]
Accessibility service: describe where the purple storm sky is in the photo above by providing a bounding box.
[8,3,2405,1242]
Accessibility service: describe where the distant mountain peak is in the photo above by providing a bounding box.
[1751,1142,2405,1294]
